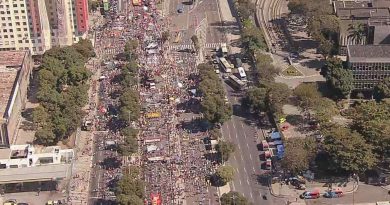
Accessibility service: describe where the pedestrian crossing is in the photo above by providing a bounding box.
[168,43,224,51]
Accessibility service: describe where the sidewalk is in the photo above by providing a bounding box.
[270,179,359,198]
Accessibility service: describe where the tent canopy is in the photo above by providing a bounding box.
[270,132,281,140]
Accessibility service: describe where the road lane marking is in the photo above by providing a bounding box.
[236,168,240,174]
[246,143,249,148]
[253,167,256,173]
[235,133,238,139]
[237,143,241,150]
[247,179,250,185]
[231,182,236,190]
[241,155,244,161]
[239,179,242,185]
[249,154,252,160]
[250,192,253,199]
[244,167,247,174]
[232,121,236,129]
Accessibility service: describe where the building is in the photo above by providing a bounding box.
[0,0,89,55]
[0,144,73,184]
[347,44,390,90]
[333,0,390,55]
[0,50,33,147]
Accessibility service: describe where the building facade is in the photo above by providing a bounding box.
[347,44,390,90]
[0,50,33,147]
[0,0,89,55]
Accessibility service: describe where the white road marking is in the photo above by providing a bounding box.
[232,121,236,129]
[249,153,253,160]
[233,155,237,160]
[239,179,242,185]
[236,168,240,174]
[247,179,250,185]
[252,167,256,173]
[250,192,253,199]
[235,133,238,139]
[232,182,236,190]
[244,167,247,174]
[237,143,241,150]
[240,155,244,161]
[246,143,249,148]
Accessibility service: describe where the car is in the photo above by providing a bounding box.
[323,190,343,198]
[300,190,320,199]
[177,4,184,13]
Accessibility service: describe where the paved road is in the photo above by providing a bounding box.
[221,83,284,205]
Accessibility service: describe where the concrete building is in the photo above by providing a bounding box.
[347,44,390,90]
[0,144,73,184]
[333,0,390,55]
[0,0,89,55]
[0,50,33,147]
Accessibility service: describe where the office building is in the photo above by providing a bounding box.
[347,44,390,90]
[0,0,89,55]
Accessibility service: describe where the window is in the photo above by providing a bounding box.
[2,29,6,32]
[22,22,26,25]
[16,22,20,26]
[25,40,29,43]
[16,28,21,31]
[9,29,12,32]
[38,47,42,51]
[14,10,18,13]
[31,40,35,43]
[1,23,5,26]
[13,4,17,7]
[15,16,19,19]
[18,40,22,43]
[3,35,8,38]
[17,34,22,37]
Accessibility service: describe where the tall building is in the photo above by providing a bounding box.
[0,0,89,55]
[347,44,390,90]
[0,50,33,147]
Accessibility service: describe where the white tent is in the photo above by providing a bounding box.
[146,145,158,152]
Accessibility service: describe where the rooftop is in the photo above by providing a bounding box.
[0,51,29,119]
[347,45,390,62]
[373,25,390,44]
[0,164,71,184]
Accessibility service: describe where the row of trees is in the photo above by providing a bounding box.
[116,40,141,156]
[279,82,390,174]
[32,39,95,145]
[198,64,232,124]
[115,166,145,205]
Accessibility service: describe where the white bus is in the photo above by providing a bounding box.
[228,75,246,90]
[237,67,247,81]
[218,57,232,73]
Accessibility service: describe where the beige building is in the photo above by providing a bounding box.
[0,50,33,147]
[0,0,89,55]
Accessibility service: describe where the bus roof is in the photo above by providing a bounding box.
[237,67,246,77]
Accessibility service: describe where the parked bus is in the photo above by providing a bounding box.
[228,75,246,90]
[237,67,247,81]
[218,57,233,73]
[132,0,141,6]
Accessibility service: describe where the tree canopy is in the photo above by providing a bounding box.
[215,165,235,186]
[322,125,377,173]
[33,40,94,145]
[321,57,354,98]
[293,82,321,112]
[282,137,316,175]
[220,191,250,205]
[373,77,390,101]
[198,64,232,124]
[216,140,236,162]
[115,167,145,205]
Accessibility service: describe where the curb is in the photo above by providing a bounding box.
[381,185,390,191]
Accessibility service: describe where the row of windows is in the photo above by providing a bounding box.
[351,65,390,71]
[353,75,390,80]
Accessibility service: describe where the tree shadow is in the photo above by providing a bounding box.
[21,108,34,122]
[101,157,122,170]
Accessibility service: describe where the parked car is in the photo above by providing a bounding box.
[300,190,320,199]
[324,190,343,198]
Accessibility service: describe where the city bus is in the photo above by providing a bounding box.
[228,75,246,90]
[132,0,141,6]
[218,57,232,73]
[237,67,247,81]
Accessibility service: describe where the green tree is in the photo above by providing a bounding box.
[161,31,170,43]
[31,105,49,127]
[116,194,144,205]
[216,141,236,162]
[209,128,222,140]
[242,25,266,54]
[293,83,321,112]
[216,165,235,185]
[313,97,339,123]
[191,35,200,52]
[115,172,145,198]
[124,40,138,61]
[282,137,316,174]
[267,82,292,116]
[322,125,377,173]
[348,23,366,44]
[373,77,390,101]
[350,101,390,159]
[243,87,268,113]
[35,128,56,145]
[322,57,354,98]
[220,191,249,205]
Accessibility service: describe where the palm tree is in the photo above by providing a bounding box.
[348,23,366,45]
[191,35,200,53]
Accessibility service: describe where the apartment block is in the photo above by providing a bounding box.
[0,0,89,55]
